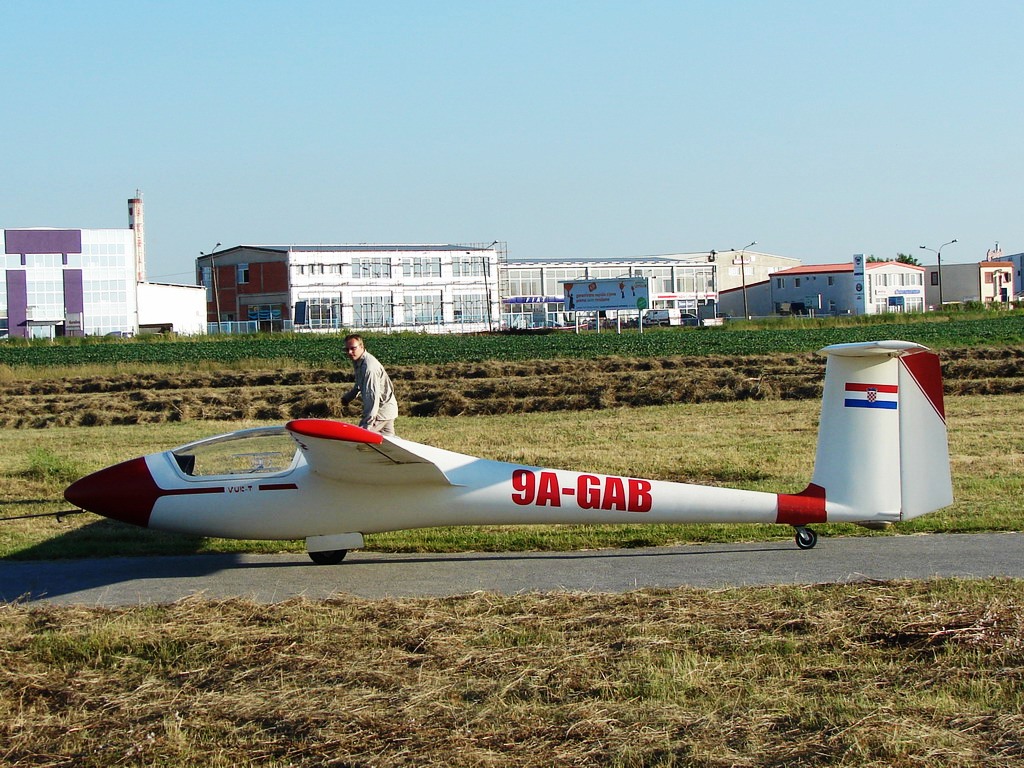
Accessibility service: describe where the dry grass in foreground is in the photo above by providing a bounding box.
[2,579,1022,767]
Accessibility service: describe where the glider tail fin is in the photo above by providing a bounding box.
[808,340,952,524]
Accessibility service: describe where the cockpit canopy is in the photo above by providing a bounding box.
[171,426,301,477]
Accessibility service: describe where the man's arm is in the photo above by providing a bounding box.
[359,374,381,426]
[341,385,358,406]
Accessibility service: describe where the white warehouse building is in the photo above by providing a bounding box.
[720,259,926,317]
[2,194,206,338]
[196,243,505,334]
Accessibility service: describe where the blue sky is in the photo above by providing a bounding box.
[3,1,1021,282]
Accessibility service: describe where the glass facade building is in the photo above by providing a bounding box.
[2,228,137,338]
[499,256,718,328]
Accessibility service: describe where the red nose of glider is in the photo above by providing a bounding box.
[64,457,159,527]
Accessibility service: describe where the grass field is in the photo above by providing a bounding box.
[3,320,1023,766]
[2,394,1022,560]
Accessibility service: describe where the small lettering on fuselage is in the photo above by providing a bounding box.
[227,485,254,493]
[511,469,652,513]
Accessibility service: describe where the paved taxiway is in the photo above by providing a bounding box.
[1,532,1021,606]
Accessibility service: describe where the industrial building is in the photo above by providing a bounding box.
[480,249,796,328]
[1003,251,1024,297]
[197,245,799,332]
[923,261,1016,307]
[1,194,205,338]
[500,255,716,328]
[719,258,927,317]
[196,243,505,334]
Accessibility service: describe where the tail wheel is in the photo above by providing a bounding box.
[794,526,818,550]
[309,549,348,565]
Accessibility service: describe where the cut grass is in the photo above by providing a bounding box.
[1,395,1022,560]
[3,345,1024,428]
[1,579,1021,767]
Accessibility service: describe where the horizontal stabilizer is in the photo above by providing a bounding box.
[286,419,454,486]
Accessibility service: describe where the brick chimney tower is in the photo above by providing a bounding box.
[128,190,146,282]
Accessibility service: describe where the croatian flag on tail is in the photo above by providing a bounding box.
[845,382,898,410]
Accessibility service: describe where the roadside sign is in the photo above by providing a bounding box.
[561,277,650,311]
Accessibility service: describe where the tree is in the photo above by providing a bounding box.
[866,253,922,265]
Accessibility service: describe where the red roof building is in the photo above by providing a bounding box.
[719,259,925,317]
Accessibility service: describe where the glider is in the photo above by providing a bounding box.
[64,340,953,564]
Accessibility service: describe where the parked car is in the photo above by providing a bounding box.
[644,310,701,327]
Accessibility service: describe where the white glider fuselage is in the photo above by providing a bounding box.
[137,442,787,541]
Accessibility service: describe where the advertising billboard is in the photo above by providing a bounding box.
[561,277,650,312]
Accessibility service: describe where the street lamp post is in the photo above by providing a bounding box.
[483,241,498,331]
[919,239,957,309]
[736,241,757,319]
[200,243,222,332]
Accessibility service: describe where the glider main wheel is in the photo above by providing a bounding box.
[308,549,348,565]
[794,526,818,550]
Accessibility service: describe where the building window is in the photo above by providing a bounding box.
[202,266,214,301]
[827,276,834,286]
[504,268,543,296]
[305,296,342,329]
[777,278,785,288]
[245,303,283,331]
[352,258,392,279]
[353,295,393,326]
[794,278,801,288]
[246,304,281,321]
[237,263,250,284]
[408,293,442,323]
[402,257,442,278]
[454,293,486,322]
[690,267,712,293]
[675,271,695,293]
[931,272,939,286]
[453,256,488,277]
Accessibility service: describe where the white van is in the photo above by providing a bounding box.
[643,309,700,327]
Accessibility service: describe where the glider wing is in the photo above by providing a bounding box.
[285,419,455,486]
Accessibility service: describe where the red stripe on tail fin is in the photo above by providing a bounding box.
[899,351,945,422]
